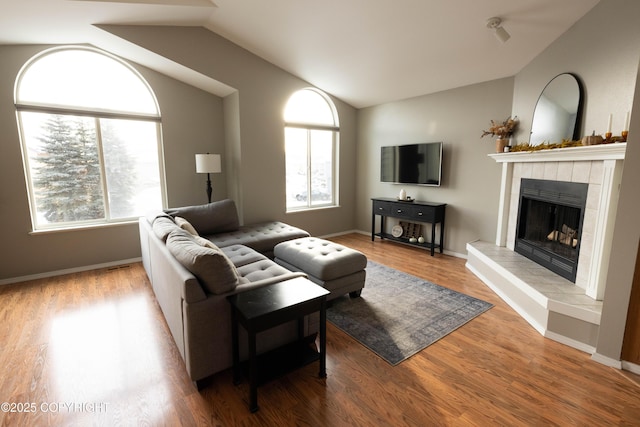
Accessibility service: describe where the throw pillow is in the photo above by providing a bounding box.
[175,216,199,236]
[194,235,218,250]
[167,199,239,235]
[152,216,179,242]
[166,228,239,295]
[145,210,172,225]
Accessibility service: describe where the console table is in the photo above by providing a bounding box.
[371,197,446,256]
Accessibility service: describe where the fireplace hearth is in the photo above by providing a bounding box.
[515,179,588,282]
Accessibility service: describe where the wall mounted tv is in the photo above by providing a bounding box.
[380,142,443,186]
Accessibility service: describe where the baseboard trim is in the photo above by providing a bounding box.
[319,229,364,239]
[621,360,640,375]
[591,352,623,369]
[0,257,142,286]
[545,330,596,355]
[340,229,466,259]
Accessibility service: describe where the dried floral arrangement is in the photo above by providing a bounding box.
[508,139,583,152]
[481,116,519,139]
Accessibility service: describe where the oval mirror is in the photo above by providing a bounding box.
[530,73,583,145]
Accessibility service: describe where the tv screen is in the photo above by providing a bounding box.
[380,142,443,186]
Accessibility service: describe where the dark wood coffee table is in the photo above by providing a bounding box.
[227,276,330,412]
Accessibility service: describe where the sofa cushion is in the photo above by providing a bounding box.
[175,216,199,236]
[152,216,180,242]
[207,221,310,255]
[235,259,293,283]
[221,244,268,267]
[167,199,239,236]
[166,228,239,295]
[195,235,218,249]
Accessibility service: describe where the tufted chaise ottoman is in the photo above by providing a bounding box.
[274,237,367,301]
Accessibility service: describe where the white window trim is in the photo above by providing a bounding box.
[284,88,340,213]
[15,46,168,232]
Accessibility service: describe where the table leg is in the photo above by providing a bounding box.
[430,222,436,256]
[319,299,327,378]
[249,330,258,412]
[371,211,375,241]
[231,308,240,385]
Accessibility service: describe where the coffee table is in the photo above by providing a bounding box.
[227,276,330,412]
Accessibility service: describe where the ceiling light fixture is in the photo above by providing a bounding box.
[486,17,510,43]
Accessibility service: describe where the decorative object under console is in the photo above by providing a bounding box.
[371,198,446,256]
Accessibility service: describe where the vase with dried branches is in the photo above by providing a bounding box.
[481,116,519,153]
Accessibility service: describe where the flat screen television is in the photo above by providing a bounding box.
[380,142,443,186]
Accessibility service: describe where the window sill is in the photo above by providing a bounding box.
[286,204,340,214]
[29,219,139,235]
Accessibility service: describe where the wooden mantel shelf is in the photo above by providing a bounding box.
[489,142,626,163]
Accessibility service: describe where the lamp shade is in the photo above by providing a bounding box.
[195,154,221,173]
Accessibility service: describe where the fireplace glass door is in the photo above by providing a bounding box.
[518,199,581,262]
[515,179,588,282]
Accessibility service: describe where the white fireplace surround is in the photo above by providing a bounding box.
[466,143,626,353]
[494,143,626,299]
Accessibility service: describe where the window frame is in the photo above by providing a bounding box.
[14,46,167,232]
[284,88,340,212]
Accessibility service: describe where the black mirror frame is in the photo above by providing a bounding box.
[530,73,584,145]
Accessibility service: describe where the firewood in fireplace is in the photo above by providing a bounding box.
[547,224,578,248]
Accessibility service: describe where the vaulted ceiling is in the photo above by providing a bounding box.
[1,0,600,108]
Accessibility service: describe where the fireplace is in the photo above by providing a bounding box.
[514,179,588,282]
[466,144,625,351]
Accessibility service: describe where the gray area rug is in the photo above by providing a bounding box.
[327,260,493,365]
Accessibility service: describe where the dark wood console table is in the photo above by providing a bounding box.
[371,197,446,256]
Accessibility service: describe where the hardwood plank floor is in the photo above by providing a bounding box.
[1,233,639,426]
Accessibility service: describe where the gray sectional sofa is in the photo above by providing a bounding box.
[138,199,314,384]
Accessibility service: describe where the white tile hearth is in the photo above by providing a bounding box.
[468,241,602,319]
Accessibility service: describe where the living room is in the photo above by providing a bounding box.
[2,0,640,424]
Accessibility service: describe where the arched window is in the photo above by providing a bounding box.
[15,46,165,230]
[284,88,339,211]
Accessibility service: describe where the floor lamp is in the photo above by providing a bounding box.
[195,153,222,203]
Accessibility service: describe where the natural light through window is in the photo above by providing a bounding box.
[15,46,165,231]
[284,88,339,211]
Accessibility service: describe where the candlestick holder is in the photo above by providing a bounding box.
[621,130,629,142]
[605,132,612,142]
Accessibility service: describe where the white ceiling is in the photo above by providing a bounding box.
[0,0,600,108]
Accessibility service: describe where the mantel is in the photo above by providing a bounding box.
[489,143,626,163]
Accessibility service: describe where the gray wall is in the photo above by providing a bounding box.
[512,0,640,145]
[356,78,514,256]
[598,59,640,363]
[0,44,224,280]
[99,25,359,236]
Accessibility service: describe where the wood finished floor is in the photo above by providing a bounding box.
[1,233,640,426]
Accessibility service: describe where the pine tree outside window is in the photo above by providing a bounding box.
[284,88,339,212]
[15,47,165,231]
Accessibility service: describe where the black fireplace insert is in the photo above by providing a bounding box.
[515,179,588,282]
